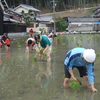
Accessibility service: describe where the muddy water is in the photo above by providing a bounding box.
[0,34,100,100]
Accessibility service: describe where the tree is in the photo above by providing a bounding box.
[6,0,100,12]
[56,17,68,32]
[21,10,36,25]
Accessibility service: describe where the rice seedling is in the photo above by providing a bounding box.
[79,44,82,47]
[62,43,65,45]
[32,56,38,62]
[76,42,80,47]
[96,52,100,57]
[43,53,47,56]
[52,48,56,51]
[39,49,43,54]
[69,79,82,92]
[18,44,21,48]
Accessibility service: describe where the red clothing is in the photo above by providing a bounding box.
[29,29,34,34]
[5,39,10,45]
[0,42,2,46]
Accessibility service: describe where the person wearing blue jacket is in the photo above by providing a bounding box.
[63,47,98,92]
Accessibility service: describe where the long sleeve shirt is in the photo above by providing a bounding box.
[64,47,95,84]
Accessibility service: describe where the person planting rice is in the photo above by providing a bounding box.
[63,47,98,92]
[25,38,36,53]
[34,35,52,62]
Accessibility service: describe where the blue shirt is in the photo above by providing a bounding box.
[64,47,95,84]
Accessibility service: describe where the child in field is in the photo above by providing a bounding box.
[5,37,10,50]
[25,38,36,53]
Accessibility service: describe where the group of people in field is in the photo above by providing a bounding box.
[25,34,52,62]
[26,33,98,92]
[0,32,98,92]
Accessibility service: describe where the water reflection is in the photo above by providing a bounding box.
[35,62,52,88]
[6,50,11,58]
[0,34,100,100]
[63,89,97,100]
[0,49,2,66]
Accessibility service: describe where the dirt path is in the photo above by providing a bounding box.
[41,7,96,18]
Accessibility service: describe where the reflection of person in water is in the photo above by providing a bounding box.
[6,50,11,58]
[35,62,52,88]
[87,92,96,100]
[63,88,96,100]
[0,49,2,66]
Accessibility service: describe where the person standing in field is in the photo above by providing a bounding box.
[29,29,34,37]
[5,37,11,50]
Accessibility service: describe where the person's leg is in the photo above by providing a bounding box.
[83,76,90,88]
[8,45,10,50]
[5,45,8,51]
[63,78,70,88]
[45,46,52,62]
[47,51,51,62]
[63,65,71,88]
[76,67,90,88]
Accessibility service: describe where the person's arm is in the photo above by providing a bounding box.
[87,64,98,92]
[25,41,29,53]
[35,44,40,53]
[2,40,6,44]
[67,58,77,81]
[43,45,49,54]
[69,70,77,81]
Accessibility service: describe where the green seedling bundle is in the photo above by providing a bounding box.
[69,79,82,92]
[39,49,46,56]
[39,49,43,54]
[33,56,38,62]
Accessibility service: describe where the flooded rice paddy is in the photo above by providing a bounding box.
[0,34,100,100]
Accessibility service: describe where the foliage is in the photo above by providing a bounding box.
[96,52,100,57]
[6,0,100,12]
[89,8,96,14]
[56,17,68,32]
[21,10,36,25]
[33,56,38,62]
[69,81,81,92]
[39,49,43,54]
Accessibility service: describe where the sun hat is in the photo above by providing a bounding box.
[83,49,96,63]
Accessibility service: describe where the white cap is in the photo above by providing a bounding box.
[83,49,96,63]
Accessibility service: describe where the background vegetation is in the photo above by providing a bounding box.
[6,0,100,12]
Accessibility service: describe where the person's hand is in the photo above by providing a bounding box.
[4,42,6,44]
[72,77,77,81]
[92,87,98,92]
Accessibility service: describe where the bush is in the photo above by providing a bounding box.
[56,17,68,32]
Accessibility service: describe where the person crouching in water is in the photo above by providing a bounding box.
[34,35,52,62]
[25,38,36,53]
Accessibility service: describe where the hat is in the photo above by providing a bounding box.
[83,49,96,63]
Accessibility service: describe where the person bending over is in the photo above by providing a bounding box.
[63,47,97,92]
